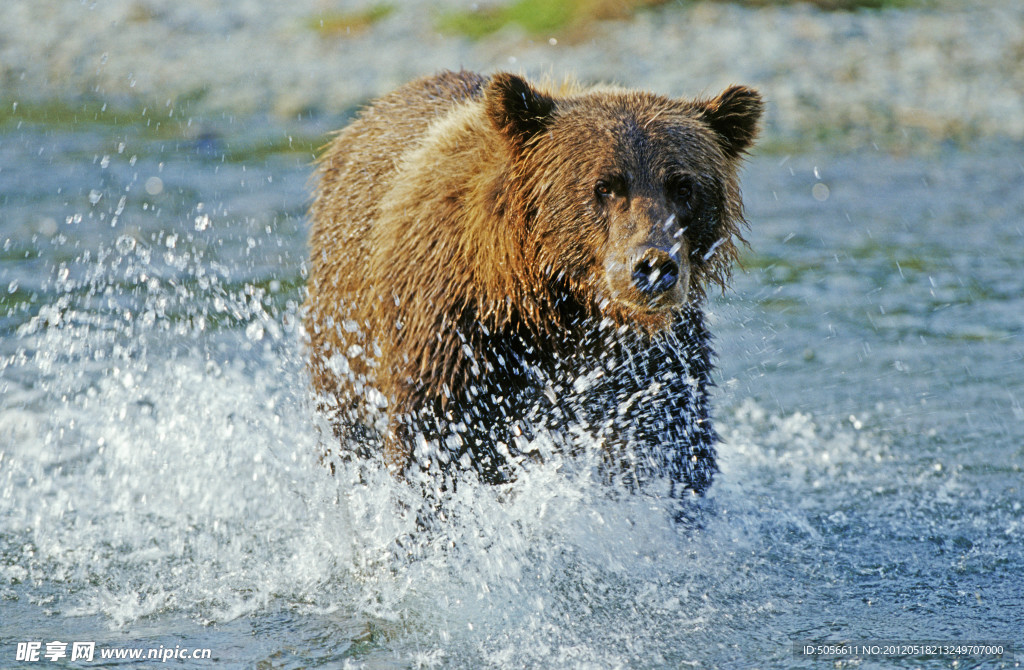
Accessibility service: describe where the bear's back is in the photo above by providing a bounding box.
[312,70,487,229]
[306,71,489,407]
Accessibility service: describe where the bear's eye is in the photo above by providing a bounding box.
[668,175,696,206]
[594,176,625,200]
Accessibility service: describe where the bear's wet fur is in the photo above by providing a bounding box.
[305,70,762,498]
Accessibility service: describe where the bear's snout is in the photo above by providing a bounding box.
[604,244,689,312]
[632,247,679,295]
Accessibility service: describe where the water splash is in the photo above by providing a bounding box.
[0,234,851,663]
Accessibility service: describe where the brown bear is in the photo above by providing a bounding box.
[305,70,762,499]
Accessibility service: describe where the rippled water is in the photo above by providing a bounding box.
[1,116,1022,668]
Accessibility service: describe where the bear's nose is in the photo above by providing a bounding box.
[632,248,679,295]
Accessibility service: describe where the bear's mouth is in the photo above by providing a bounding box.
[612,294,680,315]
[598,285,686,323]
[596,294,680,334]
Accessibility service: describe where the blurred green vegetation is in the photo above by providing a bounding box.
[440,0,920,39]
[307,4,395,37]
[438,0,668,40]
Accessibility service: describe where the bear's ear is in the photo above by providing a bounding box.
[695,86,763,158]
[484,73,556,148]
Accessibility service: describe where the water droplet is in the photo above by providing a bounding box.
[88,189,103,205]
[246,321,265,341]
[145,176,163,195]
[812,183,830,202]
[194,214,211,231]
[115,235,137,254]
[7,280,19,294]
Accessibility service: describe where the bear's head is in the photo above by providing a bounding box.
[485,73,763,331]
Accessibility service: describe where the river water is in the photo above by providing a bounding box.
[1,115,1022,668]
